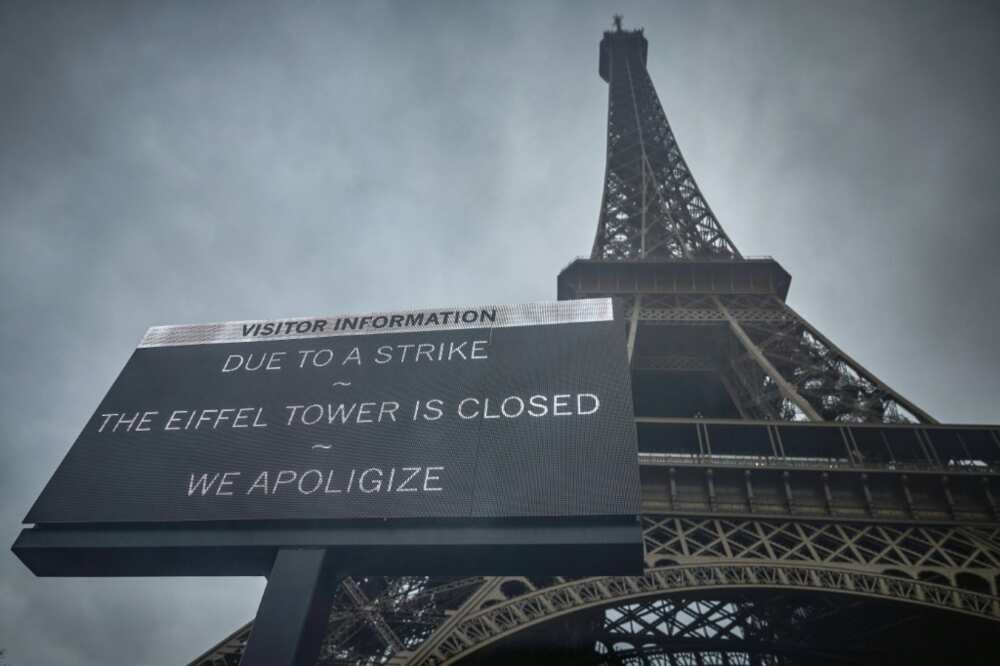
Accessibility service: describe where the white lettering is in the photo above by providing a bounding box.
[424,467,444,491]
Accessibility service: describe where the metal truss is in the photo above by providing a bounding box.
[403,564,998,665]
[593,596,848,666]
[190,515,1000,665]
[593,25,740,261]
[640,517,1000,576]
[715,297,927,424]
[191,577,486,666]
[190,515,1000,664]
[590,593,960,666]
[611,293,934,424]
[390,516,1000,665]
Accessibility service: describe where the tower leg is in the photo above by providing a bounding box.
[240,548,340,666]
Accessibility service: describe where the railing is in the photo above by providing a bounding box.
[635,417,1000,472]
[638,451,998,475]
[565,255,778,263]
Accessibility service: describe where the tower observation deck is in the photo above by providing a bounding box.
[192,18,1000,666]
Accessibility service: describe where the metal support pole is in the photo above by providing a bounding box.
[627,295,641,362]
[624,57,649,257]
[777,298,938,424]
[713,296,822,421]
[240,548,340,666]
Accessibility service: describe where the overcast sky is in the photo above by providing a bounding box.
[2,1,999,664]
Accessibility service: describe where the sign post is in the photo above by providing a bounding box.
[240,548,340,666]
[14,299,643,662]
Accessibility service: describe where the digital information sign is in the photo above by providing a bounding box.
[14,299,642,577]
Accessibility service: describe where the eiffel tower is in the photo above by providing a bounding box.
[193,18,1000,666]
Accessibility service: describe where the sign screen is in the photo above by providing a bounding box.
[26,299,640,525]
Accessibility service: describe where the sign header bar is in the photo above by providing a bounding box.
[139,299,614,348]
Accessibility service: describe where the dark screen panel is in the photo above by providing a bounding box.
[26,301,640,525]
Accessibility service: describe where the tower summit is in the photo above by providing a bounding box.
[595,18,738,260]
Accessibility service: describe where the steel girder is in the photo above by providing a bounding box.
[190,515,1000,665]
[191,577,487,666]
[593,595,866,666]
[389,515,1000,665]
[589,593,976,666]
[403,564,998,665]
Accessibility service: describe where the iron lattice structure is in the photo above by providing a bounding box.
[192,19,1000,666]
[593,19,739,261]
